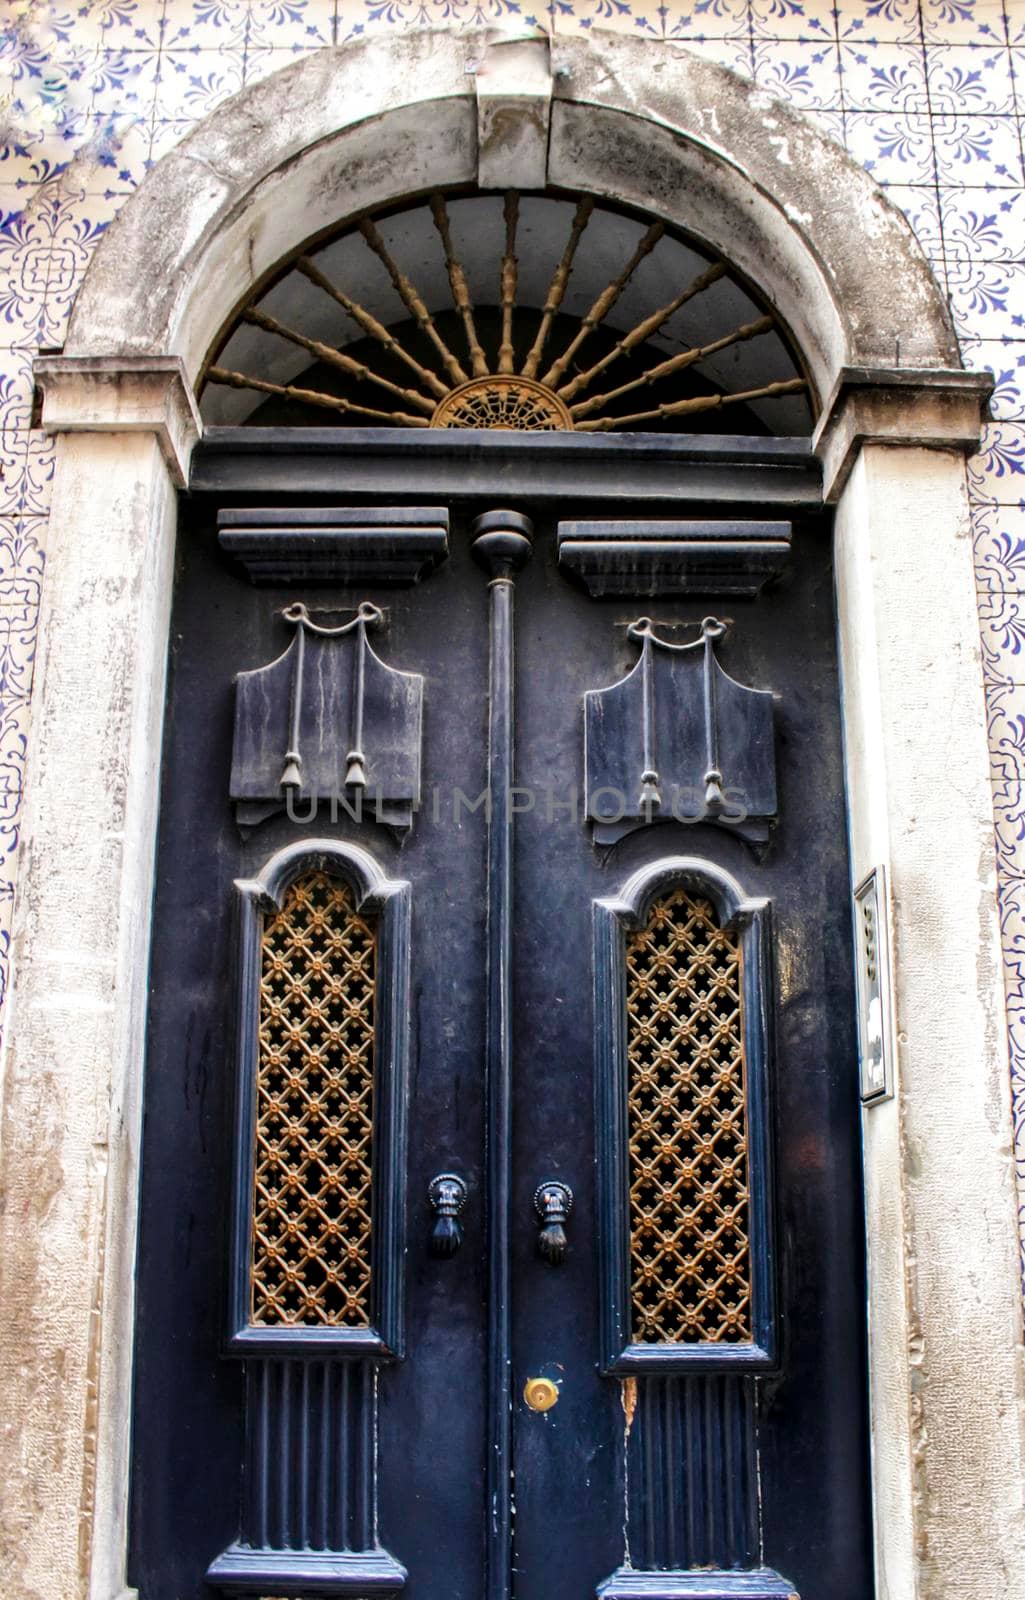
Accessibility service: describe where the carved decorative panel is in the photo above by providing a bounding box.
[625,890,751,1345]
[251,871,376,1329]
[230,602,424,835]
[584,616,777,849]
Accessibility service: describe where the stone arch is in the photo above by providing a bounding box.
[64,30,959,404]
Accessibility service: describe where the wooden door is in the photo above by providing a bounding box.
[129,462,872,1600]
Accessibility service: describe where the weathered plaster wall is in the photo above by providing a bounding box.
[1,1,1025,1282]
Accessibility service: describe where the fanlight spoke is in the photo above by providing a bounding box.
[568,315,775,420]
[431,192,489,379]
[575,377,808,432]
[499,192,519,377]
[359,214,468,387]
[203,189,811,434]
[556,260,727,404]
[295,255,450,400]
[539,220,664,391]
[521,195,594,381]
[207,366,431,427]
[243,305,435,415]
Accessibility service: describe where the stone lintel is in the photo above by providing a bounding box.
[813,365,993,503]
[34,354,201,489]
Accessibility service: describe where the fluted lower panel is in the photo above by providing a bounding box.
[631,1376,758,1571]
[243,1359,374,1553]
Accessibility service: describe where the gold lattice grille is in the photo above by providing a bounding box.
[626,890,751,1344]
[250,872,376,1327]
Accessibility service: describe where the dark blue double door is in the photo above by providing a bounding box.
[131,487,872,1600]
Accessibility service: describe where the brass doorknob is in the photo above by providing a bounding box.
[523,1377,559,1413]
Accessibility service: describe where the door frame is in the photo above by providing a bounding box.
[3,28,1022,1600]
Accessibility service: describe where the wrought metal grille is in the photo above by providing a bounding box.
[203,189,810,434]
[250,871,376,1327]
[626,890,751,1344]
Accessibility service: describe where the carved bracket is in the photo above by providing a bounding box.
[218,505,449,586]
[558,519,791,598]
[230,601,424,834]
[585,616,777,848]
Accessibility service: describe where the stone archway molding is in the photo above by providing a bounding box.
[45,29,988,498]
[4,28,1022,1600]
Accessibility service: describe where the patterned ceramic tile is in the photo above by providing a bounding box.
[247,0,336,48]
[14,188,115,347]
[0,351,36,449]
[0,433,55,524]
[0,8,93,93]
[660,0,749,36]
[748,0,834,42]
[932,112,1024,184]
[0,194,65,348]
[843,110,936,182]
[154,47,246,119]
[987,683,1025,781]
[0,143,65,197]
[0,509,46,577]
[993,784,1025,874]
[83,0,171,52]
[941,183,1025,256]
[1008,989,1025,1075]
[835,0,921,45]
[927,248,951,294]
[0,701,33,869]
[802,105,847,143]
[0,521,44,708]
[80,44,162,113]
[968,421,1025,505]
[553,0,663,36]
[927,42,1017,112]
[160,0,251,50]
[947,259,1025,340]
[78,113,153,192]
[840,41,929,111]
[243,42,324,85]
[960,340,1025,416]
[978,589,1025,682]
[922,0,1010,48]
[752,39,843,105]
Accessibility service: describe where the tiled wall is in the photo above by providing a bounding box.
[3,0,1025,1267]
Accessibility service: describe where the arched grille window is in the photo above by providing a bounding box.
[625,889,751,1345]
[250,871,377,1329]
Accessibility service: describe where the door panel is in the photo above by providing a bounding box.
[508,527,869,1599]
[130,491,872,1600]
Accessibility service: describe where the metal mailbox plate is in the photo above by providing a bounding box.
[853,865,896,1105]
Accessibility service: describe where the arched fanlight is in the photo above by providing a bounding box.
[203,190,812,434]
